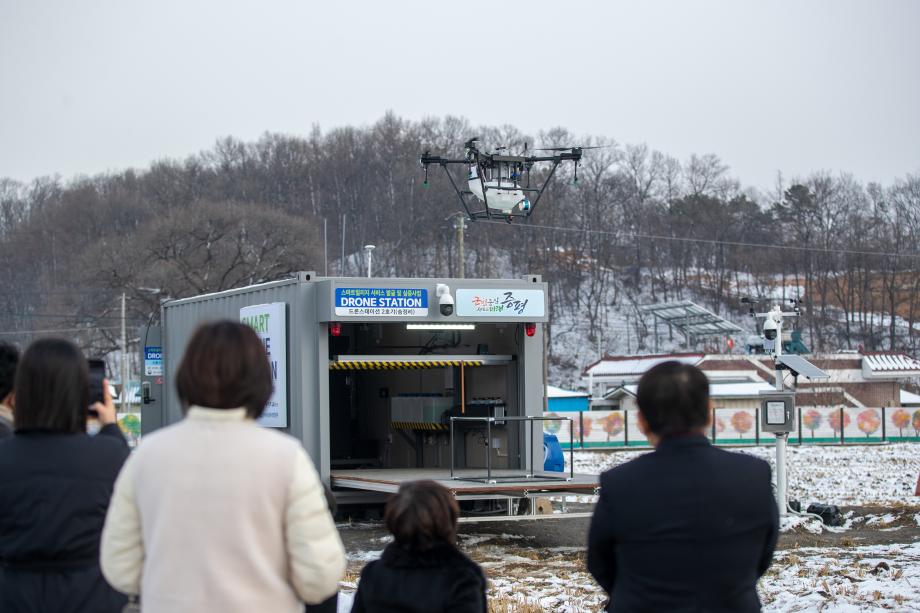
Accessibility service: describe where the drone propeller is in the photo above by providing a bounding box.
[533,145,609,152]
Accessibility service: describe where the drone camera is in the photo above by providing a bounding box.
[436,283,454,316]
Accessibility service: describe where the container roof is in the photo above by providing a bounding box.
[584,353,704,377]
[606,380,775,399]
[864,353,920,374]
[547,385,589,398]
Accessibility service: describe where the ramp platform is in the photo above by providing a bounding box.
[331,468,599,496]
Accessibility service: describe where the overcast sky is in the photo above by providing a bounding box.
[1,0,918,190]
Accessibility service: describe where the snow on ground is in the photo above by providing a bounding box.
[338,444,920,611]
[338,537,920,612]
[575,442,920,507]
[762,543,920,611]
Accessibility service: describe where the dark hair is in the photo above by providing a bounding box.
[14,338,88,433]
[0,341,19,401]
[636,361,710,437]
[176,321,273,419]
[384,480,459,551]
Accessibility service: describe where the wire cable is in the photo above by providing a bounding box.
[478,219,920,260]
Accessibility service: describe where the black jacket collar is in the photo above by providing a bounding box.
[381,542,482,576]
[656,432,711,451]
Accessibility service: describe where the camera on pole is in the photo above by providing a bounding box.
[751,302,828,517]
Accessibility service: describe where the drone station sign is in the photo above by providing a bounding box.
[334,287,429,317]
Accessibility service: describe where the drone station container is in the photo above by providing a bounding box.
[141,272,597,518]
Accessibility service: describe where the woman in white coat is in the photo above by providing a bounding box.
[101,321,346,613]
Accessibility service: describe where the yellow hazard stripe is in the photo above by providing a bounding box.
[392,421,449,431]
[329,360,484,370]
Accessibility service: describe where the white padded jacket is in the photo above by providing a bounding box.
[100,407,346,613]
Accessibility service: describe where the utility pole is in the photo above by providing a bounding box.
[364,245,376,278]
[626,314,632,354]
[449,213,467,278]
[120,292,127,413]
[341,214,347,276]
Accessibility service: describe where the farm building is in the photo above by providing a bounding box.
[582,351,920,412]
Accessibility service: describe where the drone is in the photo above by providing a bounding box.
[420,138,599,222]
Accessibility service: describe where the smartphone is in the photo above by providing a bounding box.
[87,358,106,416]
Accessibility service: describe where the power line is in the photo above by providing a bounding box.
[479,219,920,260]
[0,313,147,322]
[0,326,122,337]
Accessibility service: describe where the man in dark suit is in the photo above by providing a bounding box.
[587,361,778,612]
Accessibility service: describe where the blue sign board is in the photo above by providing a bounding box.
[144,346,162,376]
[334,288,428,317]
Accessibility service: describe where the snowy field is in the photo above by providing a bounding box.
[575,443,920,507]
[337,444,920,612]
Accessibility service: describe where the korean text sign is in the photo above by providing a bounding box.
[240,302,288,428]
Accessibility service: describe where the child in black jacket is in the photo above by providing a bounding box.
[351,480,487,613]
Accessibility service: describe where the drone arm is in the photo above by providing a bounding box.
[440,165,479,221]
[525,160,561,216]
[420,154,469,166]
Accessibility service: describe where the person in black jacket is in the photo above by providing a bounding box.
[0,338,129,613]
[351,480,487,613]
[587,361,778,613]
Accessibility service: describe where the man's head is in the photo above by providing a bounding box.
[0,341,19,407]
[636,361,710,440]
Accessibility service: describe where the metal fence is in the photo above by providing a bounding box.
[542,406,918,449]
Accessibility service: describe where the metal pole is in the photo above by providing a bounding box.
[323,218,328,276]
[569,417,574,481]
[450,418,455,479]
[453,215,466,279]
[774,311,787,516]
[340,214,346,276]
[364,245,375,278]
[542,322,549,413]
[487,418,493,483]
[120,292,127,413]
[776,432,788,516]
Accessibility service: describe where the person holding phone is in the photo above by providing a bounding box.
[0,338,129,613]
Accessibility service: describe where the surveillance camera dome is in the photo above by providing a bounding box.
[436,284,454,316]
[763,316,778,340]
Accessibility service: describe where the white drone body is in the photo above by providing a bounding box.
[468,165,531,213]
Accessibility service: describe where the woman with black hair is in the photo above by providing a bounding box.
[351,480,487,613]
[0,338,129,613]
[101,321,345,613]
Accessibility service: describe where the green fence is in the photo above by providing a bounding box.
[542,406,909,450]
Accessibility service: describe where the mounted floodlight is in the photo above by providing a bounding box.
[406,323,475,331]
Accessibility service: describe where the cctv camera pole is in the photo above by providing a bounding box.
[758,305,790,516]
[770,307,788,516]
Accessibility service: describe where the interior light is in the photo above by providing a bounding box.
[329,322,343,337]
[406,323,476,331]
[525,323,537,337]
